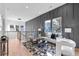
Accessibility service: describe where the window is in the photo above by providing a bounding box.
[52,17,62,37]
[44,20,51,32]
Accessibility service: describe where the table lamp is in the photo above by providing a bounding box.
[38,28,42,37]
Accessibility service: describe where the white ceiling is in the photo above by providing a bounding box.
[0,3,65,22]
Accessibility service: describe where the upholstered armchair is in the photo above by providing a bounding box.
[56,38,76,56]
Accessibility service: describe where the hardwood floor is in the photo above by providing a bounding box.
[8,39,79,56]
[8,39,32,56]
[75,48,79,56]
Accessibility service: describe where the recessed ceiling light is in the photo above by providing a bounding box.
[25,6,29,8]
[18,18,21,20]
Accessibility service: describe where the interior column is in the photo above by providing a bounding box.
[1,4,6,35]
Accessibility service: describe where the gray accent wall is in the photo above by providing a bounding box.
[25,3,79,48]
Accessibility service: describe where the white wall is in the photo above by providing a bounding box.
[5,19,25,39]
[0,13,25,39]
[5,19,25,31]
[0,15,26,32]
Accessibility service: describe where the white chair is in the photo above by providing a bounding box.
[56,38,76,56]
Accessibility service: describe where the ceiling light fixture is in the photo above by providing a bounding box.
[18,18,22,20]
[25,6,29,8]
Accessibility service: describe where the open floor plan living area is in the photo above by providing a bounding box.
[0,3,79,56]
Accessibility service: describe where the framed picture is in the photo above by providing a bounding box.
[21,25,24,28]
[10,25,15,31]
[16,25,19,31]
[64,28,72,33]
[20,25,24,31]
[10,25,14,29]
